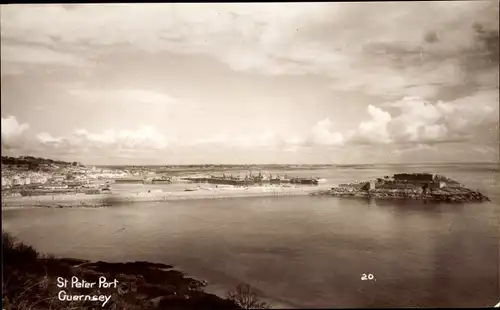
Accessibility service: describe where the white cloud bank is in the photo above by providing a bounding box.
[308,119,344,146]
[3,89,497,160]
[1,116,30,150]
[36,126,171,152]
[350,91,498,145]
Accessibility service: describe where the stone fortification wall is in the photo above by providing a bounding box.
[393,173,434,182]
[378,183,419,189]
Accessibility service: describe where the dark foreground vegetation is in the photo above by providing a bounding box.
[2,231,271,309]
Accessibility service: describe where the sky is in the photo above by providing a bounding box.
[1,2,498,165]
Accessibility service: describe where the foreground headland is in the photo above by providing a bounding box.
[2,185,327,208]
[2,231,272,309]
[310,173,490,203]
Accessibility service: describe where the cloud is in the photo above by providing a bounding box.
[1,116,30,150]
[190,127,343,150]
[349,90,498,145]
[3,89,497,162]
[1,3,497,97]
[36,132,63,145]
[35,126,171,156]
[350,106,392,144]
[308,118,344,146]
[194,119,345,149]
[190,88,497,149]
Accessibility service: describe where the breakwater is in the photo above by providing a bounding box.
[183,176,319,186]
[2,186,328,208]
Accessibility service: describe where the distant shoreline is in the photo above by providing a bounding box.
[1,186,329,208]
[91,162,498,168]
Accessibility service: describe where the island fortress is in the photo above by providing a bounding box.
[364,173,451,191]
[310,173,490,203]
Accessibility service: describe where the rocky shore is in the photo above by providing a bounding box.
[2,232,270,310]
[310,174,490,203]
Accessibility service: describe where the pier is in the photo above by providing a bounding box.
[182,174,320,186]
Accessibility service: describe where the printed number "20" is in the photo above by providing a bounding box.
[361,273,374,280]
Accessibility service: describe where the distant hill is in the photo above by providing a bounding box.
[1,156,82,168]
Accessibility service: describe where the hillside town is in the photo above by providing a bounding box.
[1,156,141,197]
[1,156,325,198]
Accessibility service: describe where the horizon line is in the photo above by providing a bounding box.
[88,161,499,167]
[2,156,497,167]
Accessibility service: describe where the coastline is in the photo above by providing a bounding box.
[2,232,245,310]
[1,186,330,208]
[310,186,490,203]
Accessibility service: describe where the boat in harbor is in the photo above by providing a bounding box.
[270,177,292,184]
[291,178,319,185]
[270,178,281,185]
[115,178,144,184]
[151,176,172,184]
[182,173,320,186]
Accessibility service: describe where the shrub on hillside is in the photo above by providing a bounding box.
[227,284,271,309]
[3,231,39,264]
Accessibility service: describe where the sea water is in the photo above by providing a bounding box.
[3,163,499,308]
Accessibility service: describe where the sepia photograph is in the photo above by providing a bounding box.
[1,2,499,309]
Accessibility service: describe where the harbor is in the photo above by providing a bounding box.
[1,156,329,199]
[114,176,172,185]
[182,172,325,186]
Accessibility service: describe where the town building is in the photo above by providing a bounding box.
[31,175,48,184]
[51,174,66,183]
[361,180,376,191]
[1,176,11,188]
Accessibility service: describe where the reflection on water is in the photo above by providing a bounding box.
[2,164,499,308]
